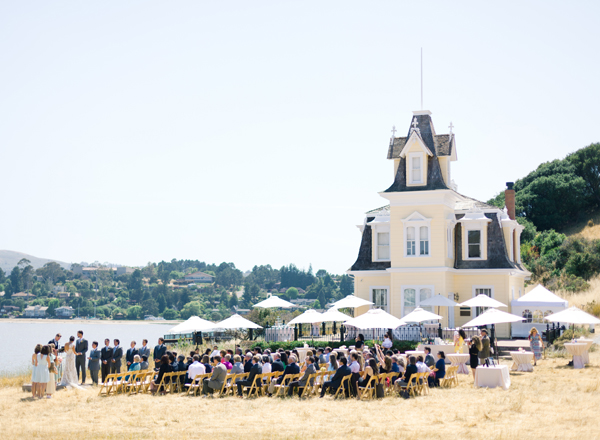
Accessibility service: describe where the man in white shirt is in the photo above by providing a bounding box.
[188,355,206,382]
[349,353,360,397]
[210,346,221,360]
[416,356,431,374]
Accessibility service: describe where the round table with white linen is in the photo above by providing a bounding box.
[405,350,426,359]
[564,343,588,369]
[417,344,468,363]
[446,353,470,374]
[510,351,534,372]
[295,347,313,363]
[577,339,594,364]
[474,365,511,390]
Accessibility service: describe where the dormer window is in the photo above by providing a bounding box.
[368,212,390,262]
[402,212,432,258]
[459,208,491,261]
[467,230,481,258]
[377,232,390,260]
[408,153,424,184]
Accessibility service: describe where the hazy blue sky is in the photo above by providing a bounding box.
[1,1,599,274]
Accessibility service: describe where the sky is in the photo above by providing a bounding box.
[1,1,599,274]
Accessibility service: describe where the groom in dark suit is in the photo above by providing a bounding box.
[111,339,123,373]
[49,333,62,351]
[100,339,113,383]
[75,330,88,384]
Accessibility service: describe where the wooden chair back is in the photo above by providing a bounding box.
[334,375,352,399]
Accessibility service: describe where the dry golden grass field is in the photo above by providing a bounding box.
[2,352,600,440]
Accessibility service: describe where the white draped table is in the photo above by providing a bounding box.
[564,343,588,369]
[404,350,426,360]
[577,339,594,364]
[510,351,534,372]
[474,365,511,390]
[417,344,468,363]
[295,347,313,363]
[446,353,470,374]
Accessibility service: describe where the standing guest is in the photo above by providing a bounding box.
[100,339,113,383]
[31,344,41,398]
[87,341,101,386]
[150,355,173,393]
[153,338,167,368]
[140,356,149,371]
[354,334,365,350]
[48,334,61,351]
[237,355,263,396]
[320,356,351,398]
[529,327,544,366]
[429,351,446,387]
[271,353,284,373]
[111,339,123,373]
[424,347,435,368]
[202,355,212,374]
[262,355,272,374]
[138,339,151,359]
[126,341,139,368]
[37,345,51,399]
[222,354,233,371]
[478,329,491,364]
[202,355,227,395]
[243,352,253,373]
[468,335,482,380]
[188,355,206,382]
[455,329,466,353]
[231,355,244,374]
[288,356,316,397]
[349,353,361,397]
[75,331,88,385]
[382,332,394,350]
[47,343,57,398]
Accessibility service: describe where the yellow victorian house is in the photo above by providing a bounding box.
[348,110,530,337]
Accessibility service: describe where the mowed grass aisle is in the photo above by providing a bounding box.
[1,353,599,440]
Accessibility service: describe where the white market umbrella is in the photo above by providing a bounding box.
[344,309,406,330]
[400,307,443,324]
[253,296,295,309]
[544,306,600,325]
[330,295,374,310]
[460,294,507,308]
[168,316,216,335]
[320,308,352,322]
[288,309,324,325]
[419,295,458,307]
[462,308,525,327]
[215,313,263,329]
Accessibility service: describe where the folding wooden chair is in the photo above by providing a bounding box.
[298,373,317,399]
[358,375,378,401]
[186,373,210,396]
[125,371,144,395]
[240,373,264,398]
[399,374,419,397]
[139,371,156,394]
[334,375,352,399]
[385,373,399,397]
[155,372,174,394]
[272,373,300,397]
[261,371,280,396]
[98,373,118,397]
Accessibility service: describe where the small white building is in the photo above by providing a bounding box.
[183,271,214,283]
[510,285,568,337]
[24,305,48,318]
[55,306,75,318]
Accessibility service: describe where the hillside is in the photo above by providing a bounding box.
[559,209,600,241]
[0,250,70,273]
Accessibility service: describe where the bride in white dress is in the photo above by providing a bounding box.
[59,336,84,389]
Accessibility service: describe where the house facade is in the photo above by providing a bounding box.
[348,110,529,337]
[24,305,48,318]
[184,271,214,283]
[55,306,75,318]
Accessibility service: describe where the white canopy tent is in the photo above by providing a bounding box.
[511,285,568,337]
[462,308,525,327]
[319,308,352,322]
[215,314,263,330]
[167,316,217,335]
[330,295,373,310]
[287,309,324,325]
[544,306,600,326]
[400,307,443,324]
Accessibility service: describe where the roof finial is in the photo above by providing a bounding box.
[449,121,454,135]
[410,117,420,135]
[391,125,397,138]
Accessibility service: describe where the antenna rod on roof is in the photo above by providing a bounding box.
[420,48,423,110]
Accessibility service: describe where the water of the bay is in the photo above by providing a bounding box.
[0,320,175,375]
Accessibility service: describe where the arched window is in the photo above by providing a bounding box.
[522,309,532,323]
[533,310,543,323]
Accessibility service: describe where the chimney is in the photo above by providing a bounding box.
[505,182,515,220]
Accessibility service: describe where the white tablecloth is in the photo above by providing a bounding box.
[417,344,469,363]
[405,350,426,360]
[295,347,313,363]
[564,343,588,369]
[446,353,470,374]
[510,351,534,372]
[474,365,511,390]
[578,339,594,364]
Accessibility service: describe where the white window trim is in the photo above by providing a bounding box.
[472,285,494,317]
[401,284,435,317]
[370,221,391,262]
[370,286,390,313]
[408,152,425,185]
[402,212,432,258]
[374,231,391,262]
[446,217,457,259]
[465,228,484,260]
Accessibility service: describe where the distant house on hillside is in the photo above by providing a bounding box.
[24,305,48,318]
[1,305,20,314]
[57,292,71,299]
[12,292,35,300]
[55,306,75,318]
[116,267,135,276]
[232,306,251,316]
[52,286,65,295]
[183,271,214,283]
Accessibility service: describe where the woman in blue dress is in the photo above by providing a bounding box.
[529,327,544,365]
[31,344,41,399]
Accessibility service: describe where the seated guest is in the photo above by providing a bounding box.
[391,356,401,374]
[231,355,244,374]
[317,348,326,365]
[222,354,233,371]
[202,355,227,395]
[202,355,212,374]
[395,356,418,391]
[271,353,284,373]
[140,355,149,371]
[125,354,142,381]
[187,355,205,382]
[424,347,435,368]
[262,355,272,374]
[243,352,253,373]
[264,349,273,363]
[253,347,263,355]
[379,355,393,375]
[429,351,446,387]
[327,352,338,377]
[288,356,316,397]
[416,356,432,374]
[237,355,262,397]
[357,358,377,395]
[397,357,406,375]
[349,353,361,397]
[209,346,220,361]
[280,354,300,382]
[320,357,351,398]
[150,355,173,393]
[280,352,288,368]
[177,355,187,372]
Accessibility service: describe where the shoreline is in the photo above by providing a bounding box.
[1,318,181,325]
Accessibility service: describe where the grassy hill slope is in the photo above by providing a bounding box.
[0,250,70,273]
